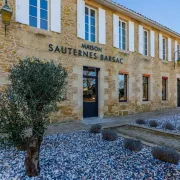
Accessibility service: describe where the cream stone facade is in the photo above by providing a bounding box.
[0,0,180,121]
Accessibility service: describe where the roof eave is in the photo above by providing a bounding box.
[95,0,180,39]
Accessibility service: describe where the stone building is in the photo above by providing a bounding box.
[0,0,180,121]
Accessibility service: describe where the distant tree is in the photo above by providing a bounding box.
[0,57,67,177]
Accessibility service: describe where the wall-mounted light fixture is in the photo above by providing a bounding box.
[0,0,12,36]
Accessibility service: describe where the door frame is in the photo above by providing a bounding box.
[83,66,100,118]
[177,78,180,107]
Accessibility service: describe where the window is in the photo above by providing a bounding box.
[85,6,96,42]
[143,76,149,101]
[163,38,167,60]
[119,20,126,50]
[178,44,180,59]
[118,74,128,102]
[29,0,49,30]
[162,78,167,101]
[143,30,148,56]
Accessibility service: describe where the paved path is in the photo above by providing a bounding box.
[45,108,180,135]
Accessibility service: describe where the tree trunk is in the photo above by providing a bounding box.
[25,138,41,177]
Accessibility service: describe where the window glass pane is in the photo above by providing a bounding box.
[143,76,148,101]
[122,22,126,30]
[85,32,89,40]
[85,7,96,42]
[122,43,126,50]
[40,20,48,30]
[85,15,88,24]
[90,9,95,17]
[40,9,48,20]
[30,0,37,6]
[162,79,167,100]
[85,24,89,33]
[119,21,126,50]
[30,16,37,27]
[83,69,96,77]
[119,74,127,101]
[91,34,95,42]
[30,6,37,17]
[91,26,95,34]
[83,78,96,102]
[91,17,95,26]
[119,27,122,48]
[40,0,48,10]
[85,7,88,15]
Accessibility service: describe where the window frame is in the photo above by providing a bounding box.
[118,73,128,102]
[143,29,149,56]
[29,0,50,31]
[162,78,167,101]
[142,76,149,101]
[85,5,97,43]
[119,19,127,51]
[162,37,167,61]
[177,43,180,59]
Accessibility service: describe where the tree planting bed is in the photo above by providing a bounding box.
[133,114,180,134]
[107,124,180,152]
[0,131,180,179]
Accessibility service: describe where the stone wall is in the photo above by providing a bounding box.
[0,0,179,122]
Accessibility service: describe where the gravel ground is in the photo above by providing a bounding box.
[0,131,180,180]
[134,114,180,134]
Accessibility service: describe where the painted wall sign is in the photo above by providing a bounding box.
[49,44,124,64]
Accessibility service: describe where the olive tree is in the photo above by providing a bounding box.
[0,57,67,177]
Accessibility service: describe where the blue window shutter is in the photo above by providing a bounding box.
[16,0,29,25]
[51,0,61,33]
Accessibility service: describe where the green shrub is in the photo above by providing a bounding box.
[136,119,146,125]
[152,146,180,164]
[163,122,175,130]
[149,120,159,127]
[90,124,101,134]
[102,130,117,141]
[124,138,142,152]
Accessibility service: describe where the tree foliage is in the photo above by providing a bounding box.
[0,57,67,176]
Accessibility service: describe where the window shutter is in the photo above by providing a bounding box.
[168,38,172,61]
[51,0,61,33]
[138,25,143,54]
[129,21,134,52]
[175,40,178,61]
[150,30,155,57]
[113,14,119,48]
[98,8,106,44]
[15,0,29,25]
[159,33,163,59]
[77,0,85,39]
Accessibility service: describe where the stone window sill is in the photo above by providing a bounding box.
[27,27,54,37]
[141,100,150,104]
[118,49,130,55]
[119,101,129,104]
[141,55,152,61]
[162,60,169,64]
[161,100,169,103]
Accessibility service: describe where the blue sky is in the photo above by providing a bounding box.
[114,0,180,33]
